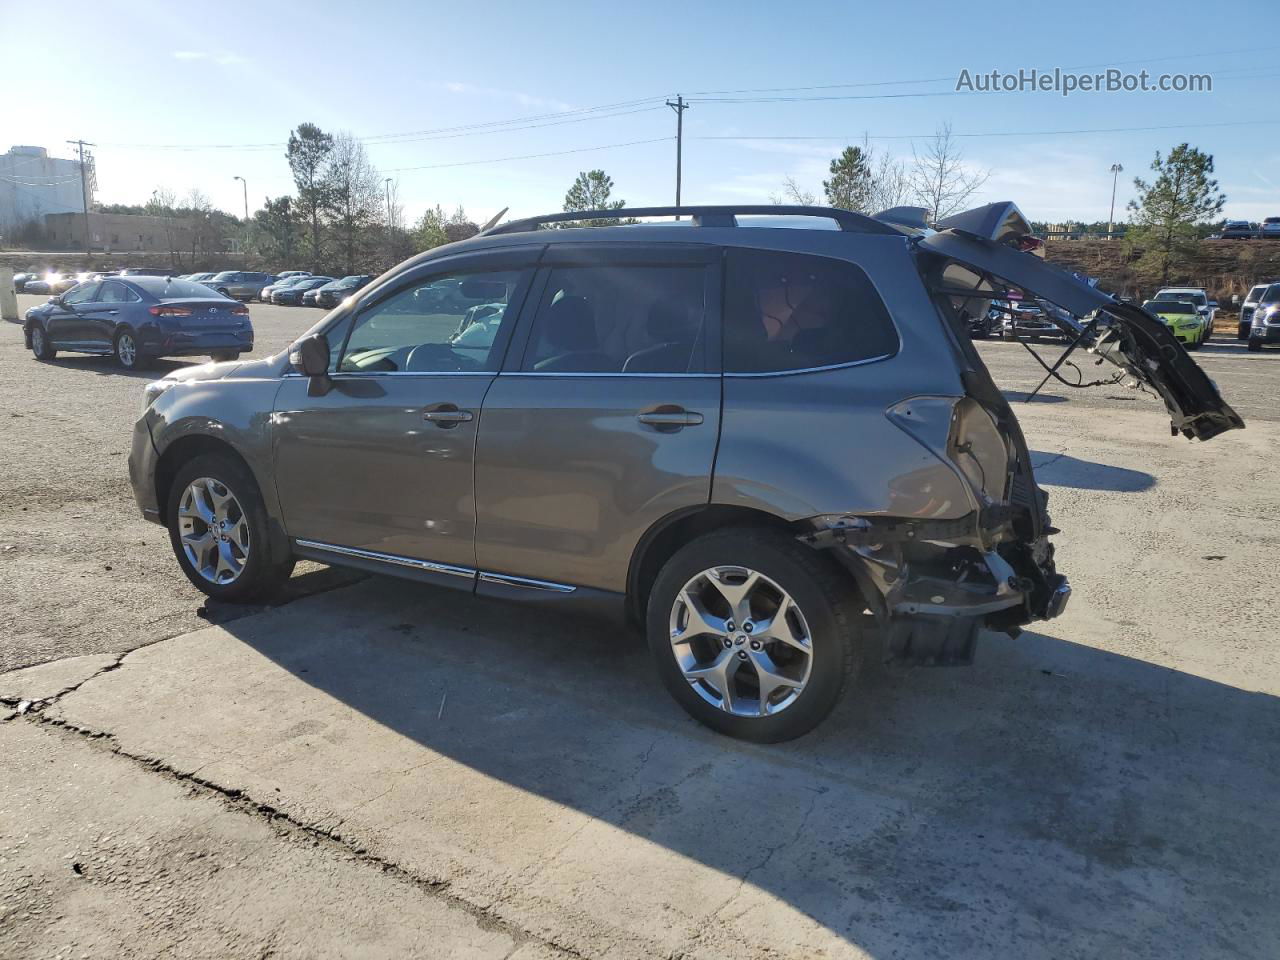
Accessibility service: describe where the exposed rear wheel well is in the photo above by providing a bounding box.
[155,435,255,523]
[626,505,799,625]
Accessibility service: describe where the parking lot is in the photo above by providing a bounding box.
[3,296,1280,958]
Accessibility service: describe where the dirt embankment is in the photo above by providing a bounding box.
[1045,238,1280,305]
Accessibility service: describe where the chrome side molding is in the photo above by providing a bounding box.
[294,539,578,593]
[294,539,476,580]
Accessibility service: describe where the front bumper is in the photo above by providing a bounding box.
[1163,323,1202,344]
[1250,323,1280,343]
[128,413,163,524]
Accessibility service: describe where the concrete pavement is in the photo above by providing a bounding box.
[4,402,1279,959]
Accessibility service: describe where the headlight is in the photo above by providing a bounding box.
[141,379,176,411]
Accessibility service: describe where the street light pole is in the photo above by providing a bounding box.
[1108,163,1124,239]
[232,176,248,222]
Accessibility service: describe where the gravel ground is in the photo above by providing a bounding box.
[1,294,1277,675]
[0,296,348,674]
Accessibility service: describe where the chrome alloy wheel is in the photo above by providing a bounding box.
[117,332,137,366]
[669,566,813,717]
[31,326,46,355]
[177,477,250,584]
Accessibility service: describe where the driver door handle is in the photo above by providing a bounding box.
[422,403,474,427]
[636,405,704,429]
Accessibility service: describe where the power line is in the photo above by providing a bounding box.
[693,118,1280,142]
[384,136,673,173]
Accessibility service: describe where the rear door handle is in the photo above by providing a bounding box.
[422,403,474,427]
[636,406,704,429]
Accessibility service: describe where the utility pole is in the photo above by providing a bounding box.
[665,95,689,216]
[67,140,95,254]
[1108,163,1124,239]
[384,177,393,230]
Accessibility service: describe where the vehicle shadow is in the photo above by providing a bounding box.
[43,355,198,380]
[1003,390,1068,404]
[1031,448,1156,492]
[218,576,1279,957]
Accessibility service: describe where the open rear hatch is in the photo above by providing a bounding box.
[919,202,1245,441]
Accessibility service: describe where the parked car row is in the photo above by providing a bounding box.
[13,267,173,295]
[1213,218,1280,240]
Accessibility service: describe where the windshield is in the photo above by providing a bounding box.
[1246,285,1268,303]
[1262,284,1280,303]
[1145,300,1195,314]
[209,271,237,281]
[1156,291,1206,306]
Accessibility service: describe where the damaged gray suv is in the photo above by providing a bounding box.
[129,203,1243,741]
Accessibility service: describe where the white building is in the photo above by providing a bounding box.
[0,145,87,237]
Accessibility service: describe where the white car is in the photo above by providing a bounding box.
[1153,287,1216,339]
[1260,217,1280,240]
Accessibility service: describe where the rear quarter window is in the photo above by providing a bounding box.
[723,248,898,374]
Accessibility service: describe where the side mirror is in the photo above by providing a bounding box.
[288,333,331,395]
[48,294,63,305]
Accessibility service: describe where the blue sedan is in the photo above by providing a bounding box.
[24,276,254,370]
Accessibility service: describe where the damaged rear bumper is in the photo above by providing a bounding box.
[800,510,1070,664]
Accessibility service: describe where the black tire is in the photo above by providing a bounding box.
[166,452,294,603]
[1238,323,1249,341]
[29,323,56,361]
[1201,324,1212,345]
[1248,338,1263,352]
[1185,338,1200,351]
[210,350,240,363]
[217,287,231,298]
[645,526,865,742]
[113,328,147,370]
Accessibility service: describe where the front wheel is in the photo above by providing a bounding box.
[29,324,56,361]
[646,527,864,742]
[166,452,294,602]
[210,350,241,363]
[1248,338,1263,352]
[1238,323,1250,341]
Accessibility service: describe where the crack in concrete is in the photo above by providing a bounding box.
[708,785,828,924]
[19,713,587,960]
[1031,449,1070,471]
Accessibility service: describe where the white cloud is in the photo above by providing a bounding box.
[438,82,574,113]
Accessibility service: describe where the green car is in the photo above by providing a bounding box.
[1142,299,1207,349]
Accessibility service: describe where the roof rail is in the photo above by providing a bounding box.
[482,205,899,236]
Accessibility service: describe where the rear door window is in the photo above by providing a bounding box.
[722,249,897,374]
[521,265,707,374]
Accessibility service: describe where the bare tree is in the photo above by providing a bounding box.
[323,133,383,275]
[145,187,179,266]
[908,124,989,223]
[865,140,912,213]
[769,175,817,206]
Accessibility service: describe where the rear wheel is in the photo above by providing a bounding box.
[646,527,864,742]
[29,324,56,361]
[1238,323,1250,341]
[210,350,240,363]
[114,328,146,369]
[166,452,294,602]
[1248,337,1263,352]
